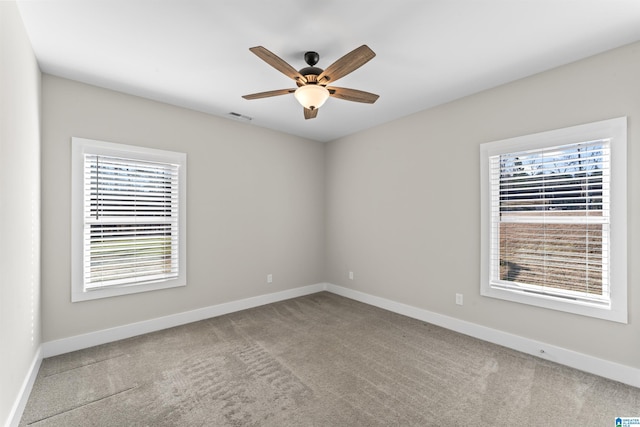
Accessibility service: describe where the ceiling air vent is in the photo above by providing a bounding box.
[227,112,252,123]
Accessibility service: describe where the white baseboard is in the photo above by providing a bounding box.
[5,346,42,427]
[42,283,327,358]
[325,283,640,389]
[40,281,640,389]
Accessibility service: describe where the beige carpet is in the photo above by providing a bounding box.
[20,292,640,426]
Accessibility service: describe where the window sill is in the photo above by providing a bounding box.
[480,284,627,323]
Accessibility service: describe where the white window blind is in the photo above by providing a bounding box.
[83,154,180,289]
[488,140,610,305]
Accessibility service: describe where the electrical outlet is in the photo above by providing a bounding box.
[267,274,273,283]
[456,293,463,305]
[348,271,354,280]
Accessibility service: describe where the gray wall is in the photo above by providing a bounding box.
[0,2,42,424]
[41,75,325,341]
[325,41,640,369]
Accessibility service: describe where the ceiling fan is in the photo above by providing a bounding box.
[242,45,379,120]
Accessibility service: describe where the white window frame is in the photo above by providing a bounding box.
[72,137,187,302]
[480,117,627,323]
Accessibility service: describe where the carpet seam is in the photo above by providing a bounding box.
[25,385,139,425]
[43,353,127,378]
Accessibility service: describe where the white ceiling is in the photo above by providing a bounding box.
[17,0,640,142]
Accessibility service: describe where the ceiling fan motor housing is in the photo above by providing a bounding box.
[297,68,323,86]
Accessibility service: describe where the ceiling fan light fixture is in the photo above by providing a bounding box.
[243,45,378,120]
[294,84,330,110]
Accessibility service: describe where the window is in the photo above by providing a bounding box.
[72,138,186,302]
[480,117,627,323]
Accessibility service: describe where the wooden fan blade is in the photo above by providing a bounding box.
[249,46,307,84]
[327,87,379,104]
[304,108,318,120]
[242,88,295,100]
[317,45,375,85]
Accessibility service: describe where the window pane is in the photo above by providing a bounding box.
[499,141,606,214]
[499,222,604,295]
[85,223,178,289]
